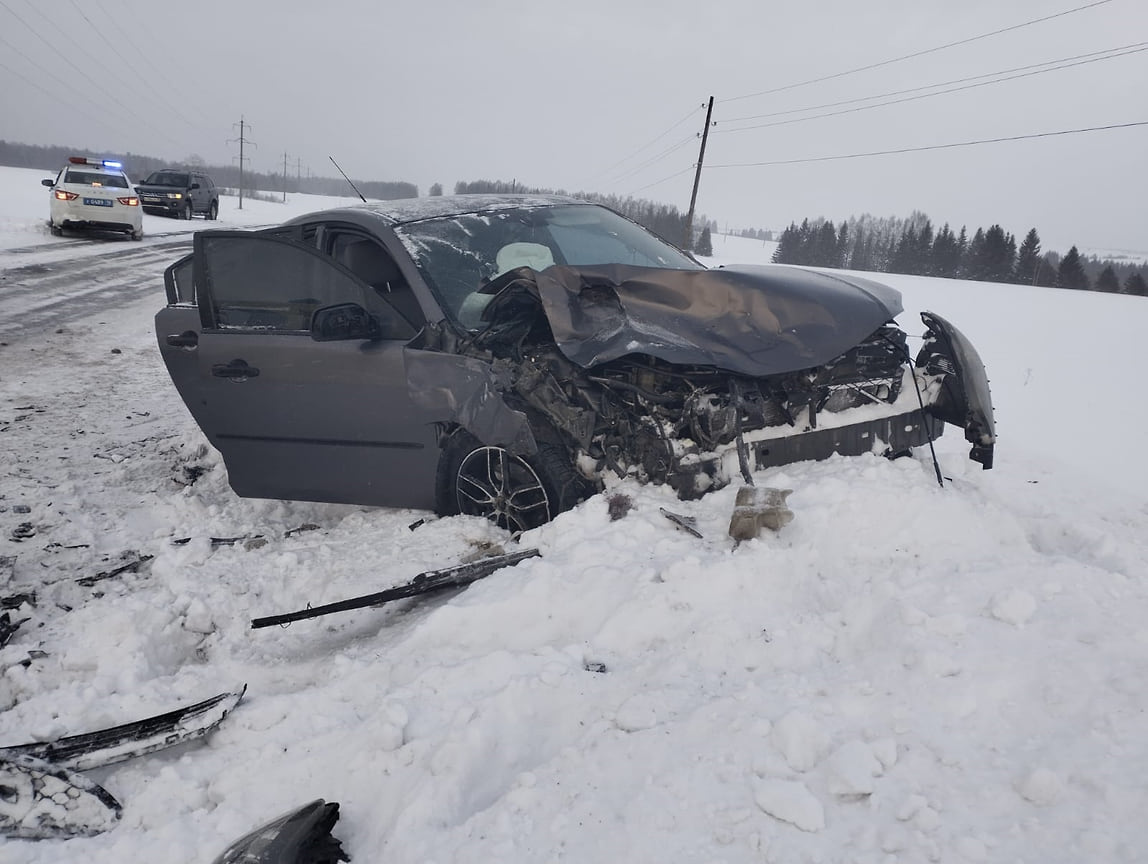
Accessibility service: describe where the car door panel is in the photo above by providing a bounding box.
[164,230,439,509]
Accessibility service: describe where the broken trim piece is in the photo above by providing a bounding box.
[0,687,246,772]
[0,754,122,839]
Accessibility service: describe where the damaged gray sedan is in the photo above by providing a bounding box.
[156,195,994,532]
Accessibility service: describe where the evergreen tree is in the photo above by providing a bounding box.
[694,225,713,257]
[977,224,1015,282]
[1124,271,1148,296]
[931,223,962,278]
[1096,265,1120,293]
[1033,253,1058,287]
[1057,246,1090,290]
[964,228,987,280]
[1014,228,1041,285]
[836,221,850,269]
[814,220,839,267]
[772,222,801,263]
[916,219,935,275]
[428,182,443,196]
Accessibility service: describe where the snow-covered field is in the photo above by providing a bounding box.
[1,167,1146,863]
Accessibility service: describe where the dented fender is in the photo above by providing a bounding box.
[918,311,996,468]
[405,349,537,454]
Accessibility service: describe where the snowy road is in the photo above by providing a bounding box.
[0,238,189,339]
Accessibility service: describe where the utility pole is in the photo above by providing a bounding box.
[684,96,714,251]
[228,116,255,209]
[282,151,289,203]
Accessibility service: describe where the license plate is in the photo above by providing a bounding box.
[141,196,161,202]
[83,197,113,207]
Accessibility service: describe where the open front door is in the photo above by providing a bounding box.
[156,230,439,509]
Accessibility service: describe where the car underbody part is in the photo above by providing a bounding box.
[211,799,349,864]
[251,548,541,629]
[0,754,122,839]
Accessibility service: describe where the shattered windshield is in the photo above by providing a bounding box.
[395,204,701,324]
[144,172,189,186]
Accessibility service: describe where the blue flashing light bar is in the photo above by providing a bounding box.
[102,160,123,169]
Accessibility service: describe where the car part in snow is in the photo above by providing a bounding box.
[0,687,246,771]
[660,507,702,538]
[0,754,122,839]
[212,799,349,864]
[436,428,592,532]
[0,612,28,649]
[916,311,996,468]
[728,487,795,541]
[251,548,541,629]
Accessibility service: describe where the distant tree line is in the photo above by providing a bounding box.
[771,211,1147,296]
[454,179,712,254]
[0,140,417,200]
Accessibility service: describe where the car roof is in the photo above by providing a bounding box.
[286,193,587,228]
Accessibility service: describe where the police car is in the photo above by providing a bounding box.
[42,156,143,241]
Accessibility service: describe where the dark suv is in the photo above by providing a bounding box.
[136,169,219,220]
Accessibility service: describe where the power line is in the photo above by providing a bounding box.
[0,57,135,141]
[63,0,200,129]
[606,134,697,186]
[719,41,1148,126]
[721,0,1116,104]
[625,165,696,197]
[0,0,184,149]
[578,102,705,186]
[715,44,1148,135]
[706,120,1148,170]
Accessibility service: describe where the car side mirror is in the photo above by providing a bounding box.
[311,303,381,342]
[41,178,54,187]
[190,183,200,190]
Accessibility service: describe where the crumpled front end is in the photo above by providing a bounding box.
[408,264,995,500]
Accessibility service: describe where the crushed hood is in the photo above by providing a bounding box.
[518,263,904,377]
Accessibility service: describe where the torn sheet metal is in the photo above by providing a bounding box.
[405,349,536,453]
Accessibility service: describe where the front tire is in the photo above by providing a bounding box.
[207,200,218,220]
[182,201,193,220]
[436,429,593,532]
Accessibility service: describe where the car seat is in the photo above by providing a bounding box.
[339,239,422,328]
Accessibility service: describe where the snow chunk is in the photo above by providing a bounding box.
[989,589,1037,628]
[615,693,659,732]
[771,710,830,772]
[826,739,883,798]
[752,777,825,832]
[1016,768,1062,806]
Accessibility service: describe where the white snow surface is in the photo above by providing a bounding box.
[2,168,1147,862]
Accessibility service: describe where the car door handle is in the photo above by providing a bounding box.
[166,331,198,349]
[212,359,260,380]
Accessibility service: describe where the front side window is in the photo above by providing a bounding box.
[200,235,366,332]
[394,204,700,321]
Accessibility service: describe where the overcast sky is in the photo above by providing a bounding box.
[2,0,1145,253]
